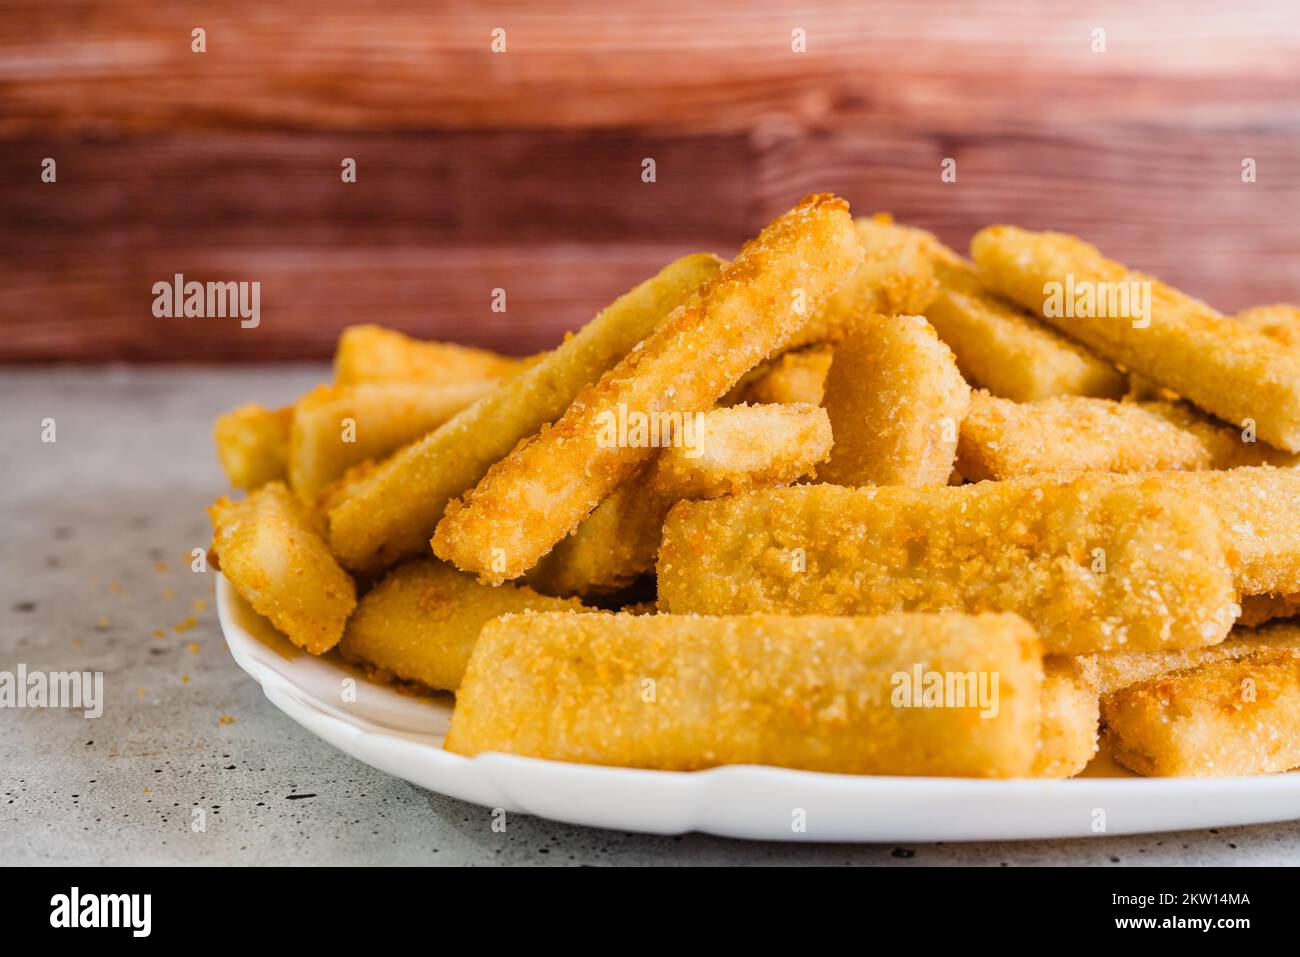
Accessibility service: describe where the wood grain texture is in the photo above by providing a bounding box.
[3,1,1299,361]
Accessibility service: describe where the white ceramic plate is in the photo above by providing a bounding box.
[217,574,1300,841]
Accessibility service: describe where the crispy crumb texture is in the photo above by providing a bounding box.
[447,611,1043,777]
[209,482,356,654]
[1103,649,1300,776]
[433,194,862,583]
[657,474,1238,655]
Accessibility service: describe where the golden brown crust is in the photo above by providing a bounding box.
[657,473,1239,654]
[288,381,496,502]
[526,403,832,596]
[1034,656,1100,778]
[213,403,292,490]
[972,225,1300,452]
[209,482,356,654]
[1077,621,1300,696]
[326,253,723,574]
[446,611,1043,777]
[333,324,521,385]
[878,219,1126,402]
[336,559,585,691]
[433,194,862,583]
[956,392,1210,481]
[1103,649,1300,776]
[819,314,970,487]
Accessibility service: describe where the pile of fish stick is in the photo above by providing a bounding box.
[209,194,1300,779]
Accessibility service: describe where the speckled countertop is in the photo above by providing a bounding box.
[2,367,1298,866]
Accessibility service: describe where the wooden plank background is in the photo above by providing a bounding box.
[2,0,1299,361]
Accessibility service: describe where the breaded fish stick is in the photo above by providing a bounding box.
[327,253,723,573]
[1237,304,1300,352]
[890,221,1125,401]
[434,194,863,583]
[527,403,832,596]
[1103,649,1300,776]
[1168,467,1300,596]
[288,381,496,502]
[209,482,356,654]
[739,346,832,406]
[213,403,292,490]
[955,392,1209,481]
[819,314,970,487]
[333,324,520,385]
[1136,399,1300,469]
[1035,657,1099,778]
[1077,622,1300,696]
[971,225,1300,452]
[778,214,936,350]
[657,474,1238,654]
[337,559,585,692]
[446,611,1044,777]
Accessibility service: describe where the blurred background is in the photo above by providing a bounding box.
[3,0,1298,362]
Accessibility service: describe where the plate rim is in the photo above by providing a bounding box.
[215,573,1300,841]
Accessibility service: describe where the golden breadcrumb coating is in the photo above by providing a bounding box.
[433,194,863,583]
[1076,622,1300,696]
[1236,304,1300,352]
[288,381,497,502]
[884,220,1125,401]
[446,611,1043,777]
[1034,656,1099,778]
[326,253,723,574]
[337,559,585,691]
[819,314,970,487]
[657,474,1238,655]
[333,324,521,385]
[972,225,1300,452]
[739,346,832,406]
[209,482,356,654]
[956,392,1209,481]
[1166,467,1300,596]
[527,403,832,596]
[1136,398,1300,469]
[778,213,936,350]
[1103,649,1300,776]
[213,403,292,490]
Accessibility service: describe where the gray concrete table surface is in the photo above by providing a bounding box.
[2,367,1298,866]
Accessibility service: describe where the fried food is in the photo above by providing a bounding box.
[1239,593,1300,628]
[288,381,497,502]
[739,346,832,405]
[1103,649,1300,776]
[433,194,863,583]
[971,225,1300,452]
[213,403,292,490]
[527,403,832,596]
[209,482,356,654]
[1136,398,1300,469]
[1034,657,1099,778]
[333,324,521,385]
[326,253,723,574]
[1237,304,1300,352]
[883,220,1126,402]
[656,474,1239,654]
[955,392,1210,481]
[1170,467,1300,596]
[336,559,585,692]
[778,214,936,350]
[819,314,970,487]
[1077,622,1300,696]
[446,611,1043,777]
